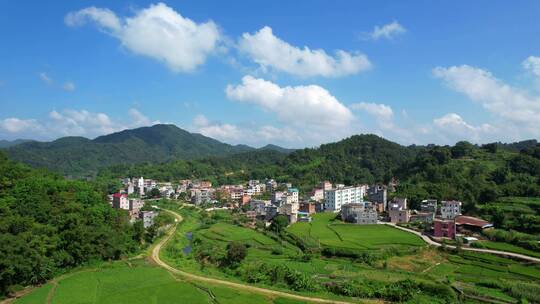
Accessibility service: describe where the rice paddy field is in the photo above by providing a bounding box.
[287,212,425,251]
[159,202,540,303]
[13,260,305,304]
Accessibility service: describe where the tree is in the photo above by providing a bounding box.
[451,141,475,158]
[147,188,161,198]
[225,242,247,267]
[270,215,289,234]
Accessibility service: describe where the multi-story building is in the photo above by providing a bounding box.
[389,209,410,223]
[299,202,316,214]
[420,199,438,213]
[368,185,387,212]
[309,188,324,202]
[341,203,377,224]
[272,191,284,205]
[324,185,366,212]
[191,188,213,205]
[320,181,333,191]
[441,200,462,219]
[265,205,278,221]
[265,179,277,192]
[112,193,129,210]
[139,211,157,228]
[388,197,407,211]
[129,198,144,211]
[137,177,145,196]
[434,218,456,239]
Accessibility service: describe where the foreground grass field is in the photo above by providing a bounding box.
[14,260,306,304]
[287,212,425,251]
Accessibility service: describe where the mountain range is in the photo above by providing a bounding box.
[1,124,290,177]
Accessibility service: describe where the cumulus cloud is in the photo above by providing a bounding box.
[192,114,301,147]
[238,26,371,77]
[369,21,406,40]
[523,56,540,78]
[433,113,494,142]
[65,3,221,72]
[350,102,394,123]
[433,64,540,137]
[0,108,158,140]
[226,76,354,128]
[39,72,53,85]
[0,118,42,133]
[63,81,76,91]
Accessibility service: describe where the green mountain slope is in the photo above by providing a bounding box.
[3,124,253,177]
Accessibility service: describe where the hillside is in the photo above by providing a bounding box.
[0,139,31,148]
[3,124,253,177]
[98,134,418,191]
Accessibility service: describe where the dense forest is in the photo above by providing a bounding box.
[2,124,254,177]
[0,152,140,296]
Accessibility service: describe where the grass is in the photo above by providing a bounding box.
[476,240,540,258]
[288,212,425,251]
[158,202,540,304]
[14,260,305,304]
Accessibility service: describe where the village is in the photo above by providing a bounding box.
[109,176,494,243]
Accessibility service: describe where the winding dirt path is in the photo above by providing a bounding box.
[150,209,360,304]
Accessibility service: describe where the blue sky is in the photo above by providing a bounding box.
[1,1,540,147]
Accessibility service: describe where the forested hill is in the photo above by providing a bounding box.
[2,124,254,178]
[0,151,139,296]
[99,134,417,189]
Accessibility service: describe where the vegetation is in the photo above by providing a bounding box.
[14,260,303,304]
[160,202,540,303]
[0,152,143,297]
[3,124,254,177]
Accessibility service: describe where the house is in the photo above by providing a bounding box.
[299,202,316,214]
[264,205,278,221]
[272,191,284,205]
[112,193,129,210]
[434,218,456,239]
[410,211,435,223]
[455,215,493,233]
[368,185,387,212]
[420,199,437,213]
[389,197,407,210]
[341,203,377,224]
[441,201,462,219]
[389,209,410,224]
[309,188,324,202]
[241,194,251,206]
[191,188,213,205]
[139,211,157,228]
[129,198,144,211]
[324,185,366,212]
[320,181,333,191]
[250,199,269,215]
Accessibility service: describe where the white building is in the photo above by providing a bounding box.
[441,200,462,219]
[137,177,144,196]
[324,185,366,212]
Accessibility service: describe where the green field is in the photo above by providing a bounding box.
[475,240,540,258]
[14,261,304,304]
[160,203,540,303]
[288,212,425,251]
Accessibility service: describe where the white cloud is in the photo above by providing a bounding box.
[63,81,76,91]
[226,75,354,128]
[0,108,158,140]
[433,65,540,136]
[523,56,540,78]
[0,118,43,133]
[350,102,394,122]
[192,114,300,147]
[39,72,53,85]
[433,113,494,142]
[369,21,406,40]
[66,3,221,72]
[238,26,371,77]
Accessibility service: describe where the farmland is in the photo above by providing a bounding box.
[287,212,425,251]
[14,260,305,304]
[159,202,540,303]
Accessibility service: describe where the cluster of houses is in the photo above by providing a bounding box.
[113,176,492,240]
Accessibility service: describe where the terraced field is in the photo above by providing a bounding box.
[288,212,425,251]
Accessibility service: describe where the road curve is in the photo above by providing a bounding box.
[151,209,358,304]
[385,223,540,263]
